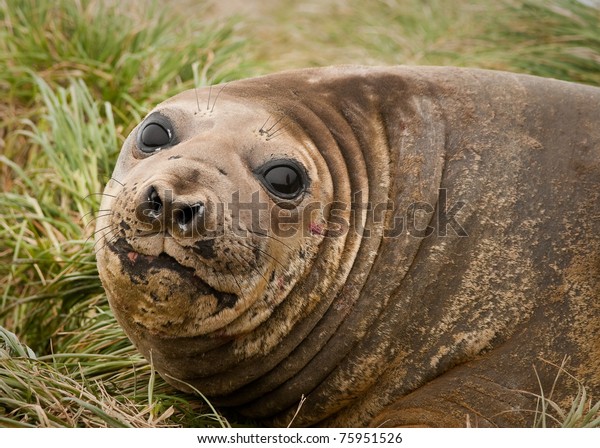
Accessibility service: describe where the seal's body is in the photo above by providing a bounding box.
[96,66,600,427]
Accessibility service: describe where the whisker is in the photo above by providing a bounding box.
[247,229,295,251]
[234,250,271,286]
[83,192,116,201]
[225,264,244,298]
[86,223,115,246]
[206,84,213,111]
[260,103,300,137]
[83,212,114,229]
[110,177,125,187]
[265,114,286,134]
[210,83,228,113]
[195,87,201,114]
[80,208,112,222]
[237,240,287,270]
[259,114,273,134]
[92,224,117,251]
[265,125,289,141]
[269,124,287,135]
[94,230,121,256]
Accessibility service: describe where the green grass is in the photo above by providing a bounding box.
[1,0,599,428]
[0,0,250,427]
[534,381,600,428]
[250,0,600,86]
[0,327,220,427]
[0,0,250,110]
[528,358,600,428]
[481,0,600,85]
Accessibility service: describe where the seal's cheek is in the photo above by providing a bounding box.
[100,247,239,341]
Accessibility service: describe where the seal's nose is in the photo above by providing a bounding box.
[136,185,206,238]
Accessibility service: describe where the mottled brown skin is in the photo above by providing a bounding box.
[95,66,600,427]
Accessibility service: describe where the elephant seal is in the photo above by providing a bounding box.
[95,66,600,427]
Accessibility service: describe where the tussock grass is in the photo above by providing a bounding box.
[474,0,600,85]
[249,0,600,86]
[0,0,246,427]
[251,0,491,68]
[0,0,252,178]
[533,382,600,428]
[2,76,120,354]
[0,0,249,109]
[1,0,599,428]
[0,327,222,427]
[528,359,600,428]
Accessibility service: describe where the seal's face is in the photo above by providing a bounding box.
[95,91,335,376]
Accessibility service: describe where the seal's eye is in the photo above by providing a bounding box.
[259,161,306,199]
[137,113,174,153]
[141,123,170,148]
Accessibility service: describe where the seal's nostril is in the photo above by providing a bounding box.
[177,202,204,230]
[147,186,163,218]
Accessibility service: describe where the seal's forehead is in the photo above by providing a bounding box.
[128,87,318,166]
[133,91,273,145]
[156,88,265,119]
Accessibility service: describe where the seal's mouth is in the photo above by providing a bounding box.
[107,237,238,310]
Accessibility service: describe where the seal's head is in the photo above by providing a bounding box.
[94,74,366,396]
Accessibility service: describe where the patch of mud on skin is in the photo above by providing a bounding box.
[109,237,238,310]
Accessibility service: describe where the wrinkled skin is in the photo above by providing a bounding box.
[95,66,600,427]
